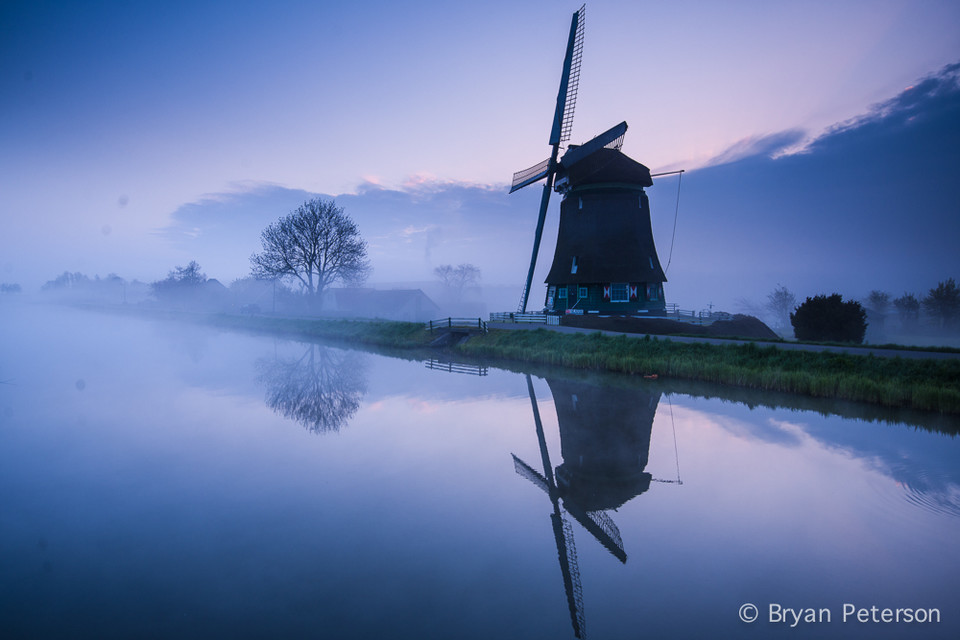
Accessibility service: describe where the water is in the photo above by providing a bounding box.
[1,303,958,639]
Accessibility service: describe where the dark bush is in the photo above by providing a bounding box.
[790,294,867,343]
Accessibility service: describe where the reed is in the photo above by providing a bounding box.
[455,328,960,414]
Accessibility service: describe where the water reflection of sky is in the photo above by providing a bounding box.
[1,304,958,639]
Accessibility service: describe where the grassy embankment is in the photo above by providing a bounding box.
[76,304,959,415]
[199,312,960,415]
[455,329,960,414]
[204,313,435,349]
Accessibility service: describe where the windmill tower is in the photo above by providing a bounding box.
[510,5,668,315]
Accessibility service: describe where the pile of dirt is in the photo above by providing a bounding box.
[561,314,779,340]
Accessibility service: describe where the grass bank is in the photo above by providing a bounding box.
[455,328,960,415]
[206,313,434,349]
[71,304,960,415]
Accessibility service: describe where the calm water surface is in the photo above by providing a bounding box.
[1,303,958,639]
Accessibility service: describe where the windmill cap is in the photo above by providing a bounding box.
[558,147,653,189]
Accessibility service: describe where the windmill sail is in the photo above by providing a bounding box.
[512,454,550,494]
[514,4,586,312]
[550,4,586,146]
[510,158,551,193]
[563,502,627,563]
[554,513,586,638]
[559,121,628,169]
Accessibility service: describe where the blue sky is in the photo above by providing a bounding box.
[2,0,959,310]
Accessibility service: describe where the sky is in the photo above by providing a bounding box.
[2,0,959,312]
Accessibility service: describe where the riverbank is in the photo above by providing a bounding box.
[457,328,960,414]
[209,310,960,416]
[49,303,960,415]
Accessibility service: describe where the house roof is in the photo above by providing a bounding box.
[328,288,441,315]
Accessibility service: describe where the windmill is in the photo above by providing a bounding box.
[511,374,629,639]
[511,5,677,316]
[512,373,683,638]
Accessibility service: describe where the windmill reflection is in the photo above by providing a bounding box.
[256,342,367,434]
[513,374,671,639]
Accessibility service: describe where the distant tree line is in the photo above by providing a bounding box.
[758,278,959,344]
[862,278,959,333]
[39,271,146,304]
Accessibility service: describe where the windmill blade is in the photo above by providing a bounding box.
[515,5,585,312]
[552,512,587,639]
[564,502,627,563]
[518,182,553,312]
[512,454,551,495]
[510,158,551,193]
[560,121,628,168]
[549,4,586,146]
[585,510,624,553]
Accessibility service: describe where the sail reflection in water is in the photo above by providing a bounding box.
[513,373,677,639]
[256,342,368,434]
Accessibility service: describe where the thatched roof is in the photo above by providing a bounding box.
[545,189,667,284]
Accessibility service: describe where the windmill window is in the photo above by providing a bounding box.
[571,256,578,274]
[558,286,567,300]
[647,284,659,301]
[578,286,588,299]
[611,283,628,302]
[578,196,583,210]
[649,256,654,269]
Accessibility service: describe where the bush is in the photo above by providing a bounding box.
[790,294,867,343]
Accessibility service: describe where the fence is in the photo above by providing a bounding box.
[489,312,560,325]
[424,359,488,376]
[664,304,732,325]
[425,317,488,334]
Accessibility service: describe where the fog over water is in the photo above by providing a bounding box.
[1,302,958,638]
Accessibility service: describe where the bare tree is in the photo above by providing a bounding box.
[256,343,367,434]
[923,278,960,329]
[766,285,796,330]
[865,290,891,332]
[894,293,921,331]
[251,198,370,300]
[434,263,481,304]
[866,290,890,315]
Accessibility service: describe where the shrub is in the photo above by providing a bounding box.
[790,294,867,343]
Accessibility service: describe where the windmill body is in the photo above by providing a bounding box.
[545,147,667,315]
[548,376,658,509]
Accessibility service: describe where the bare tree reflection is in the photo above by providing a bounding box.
[256,343,368,434]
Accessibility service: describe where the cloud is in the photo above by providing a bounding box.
[660,61,960,309]
[819,61,960,141]
[146,62,960,308]
[151,176,539,285]
[704,129,808,166]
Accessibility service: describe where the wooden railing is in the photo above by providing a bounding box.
[424,359,488,376]
[425,317,488,334]
[489,312,560,325]
[664,304,732,325]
